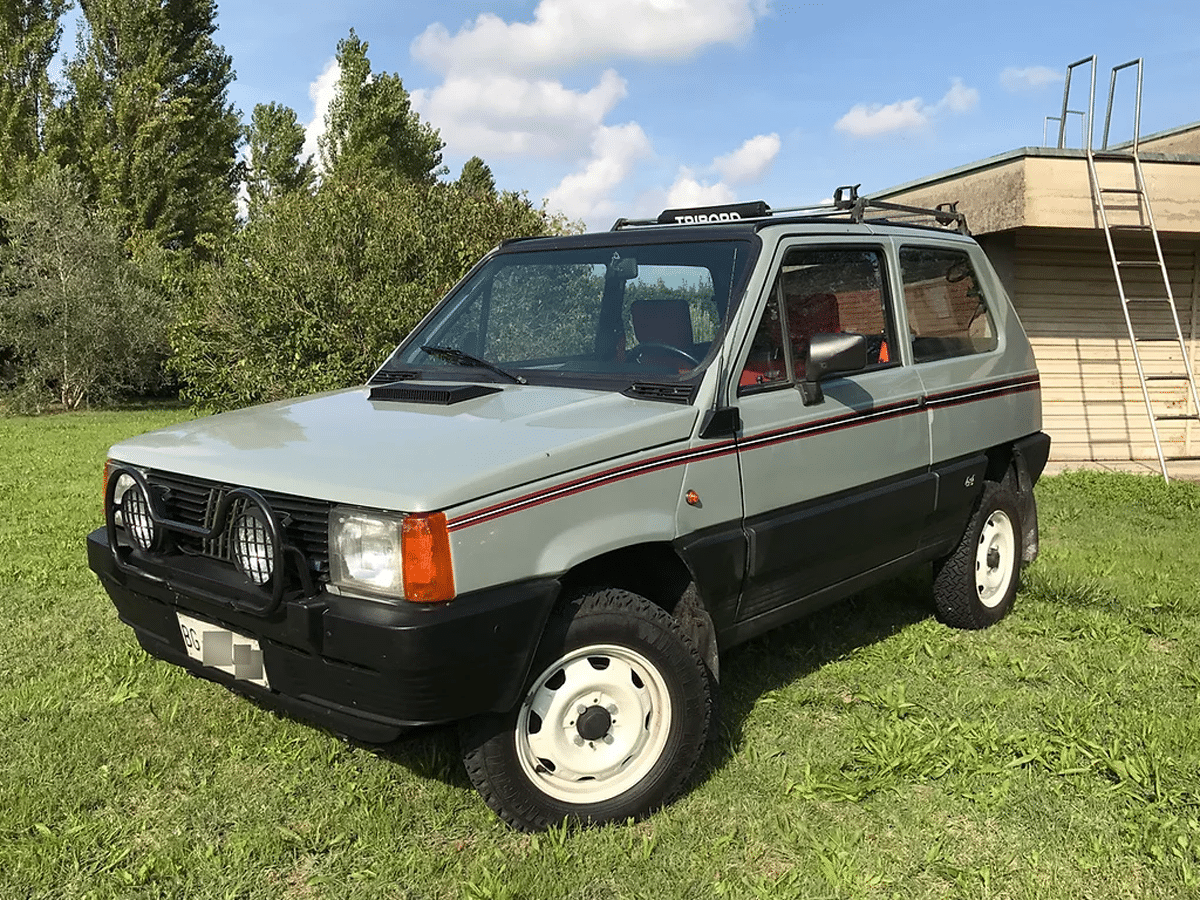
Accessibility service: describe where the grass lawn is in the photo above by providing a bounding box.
[1,408,1198,899]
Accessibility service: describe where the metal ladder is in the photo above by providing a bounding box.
[1059,56,1200,481]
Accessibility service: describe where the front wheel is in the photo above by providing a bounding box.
[460,588,713,831]
[932,481,1022,629]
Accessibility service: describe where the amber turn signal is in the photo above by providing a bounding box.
[401,512,456,602]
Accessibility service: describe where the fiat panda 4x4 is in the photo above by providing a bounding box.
[88,188,1050,831]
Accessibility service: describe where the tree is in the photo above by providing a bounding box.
[245,101,315,215]
[458,156,496,197]
[50,0,241,254]
[171,176,555,409]
[318,29,443,185]
[0,166,169,410]
[0,0,68,198]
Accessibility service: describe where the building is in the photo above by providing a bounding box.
[876,121,1200,465]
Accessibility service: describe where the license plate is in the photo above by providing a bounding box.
[176,612,270,689]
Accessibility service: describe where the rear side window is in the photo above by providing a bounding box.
[899,247,997,362]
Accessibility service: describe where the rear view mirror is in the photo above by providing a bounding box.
[609,254,638,281]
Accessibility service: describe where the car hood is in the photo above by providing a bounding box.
[109,384,700,512]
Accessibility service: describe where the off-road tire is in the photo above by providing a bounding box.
[932,481,1022,629]
[459,588,713,831]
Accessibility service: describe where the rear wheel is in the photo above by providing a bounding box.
[932,481,1022,629]
[460,588,713,831]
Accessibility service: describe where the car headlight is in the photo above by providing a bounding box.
[232,510,274,585]
[329,508,455,603]
[113,473,158,551]
[330,510,404,595]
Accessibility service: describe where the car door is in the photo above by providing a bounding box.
[732,241,935,627]
[895,241,1040,548]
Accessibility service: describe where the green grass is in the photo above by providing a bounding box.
[1,409,1198,899]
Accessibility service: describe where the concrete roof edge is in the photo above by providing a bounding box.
[873,136,1200,200]
[1110,119,1200,150]
[873,147,1062,199]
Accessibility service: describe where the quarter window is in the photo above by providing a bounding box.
[739,289,788,389]
[899,247,998,362]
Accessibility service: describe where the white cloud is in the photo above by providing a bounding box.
[303,58,340,170]
[544,123,654,223]
[835,97,928,138]
[712,133,781,185]
[411,2,772,229]
[835,79,978,138]
[411,69,627,160]
[665,170,738,208]
[1000,65,1061,92]
[937,77,979,114]
[641,134,778,220]
[412,0,765,76]
[236,177,250,221]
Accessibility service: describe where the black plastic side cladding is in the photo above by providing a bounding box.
[1012,431,1052,564]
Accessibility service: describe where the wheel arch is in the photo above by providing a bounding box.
[556,542,721,681]
[983,431,1051,564]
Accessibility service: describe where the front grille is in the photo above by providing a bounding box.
[146,470,331,580]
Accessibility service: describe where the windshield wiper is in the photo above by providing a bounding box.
[370,366,420,384]
[419,345,527,385]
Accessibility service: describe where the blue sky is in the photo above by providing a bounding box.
[205,0,1199,230]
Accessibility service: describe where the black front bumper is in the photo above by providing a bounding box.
[87,528,559,742]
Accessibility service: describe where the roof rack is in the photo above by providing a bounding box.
[611,184,970,234]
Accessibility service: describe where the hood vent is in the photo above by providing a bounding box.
[623,382,697,404]
[369,383,503,406]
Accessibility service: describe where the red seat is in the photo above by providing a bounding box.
[788,292,840,377]
[739,361,770,387]
[740,295,786,388]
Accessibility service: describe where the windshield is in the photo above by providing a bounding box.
[382,239,756,388]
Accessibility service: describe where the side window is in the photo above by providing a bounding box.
[739,246,894,391]
[899,247,998,362]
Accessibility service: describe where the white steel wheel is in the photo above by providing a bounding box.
[933,481,1023,630]
[459,588,713,831]
[516,644,671,804]
[975,508,1016,608]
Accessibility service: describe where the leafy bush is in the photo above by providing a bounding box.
[0,167,170,411]
[170,173,555,409]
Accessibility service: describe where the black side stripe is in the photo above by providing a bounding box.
[926,373,1040,410]
[446,374,1041,532]
[448,440,738,531]
[734,397,922,454]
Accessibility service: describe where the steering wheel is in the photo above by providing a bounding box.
[628,342,699,366]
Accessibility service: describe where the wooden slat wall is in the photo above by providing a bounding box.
[1009,230,1199,461]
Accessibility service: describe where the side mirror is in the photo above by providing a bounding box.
[800,332,868,405]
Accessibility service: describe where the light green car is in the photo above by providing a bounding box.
[88,190,1049,831]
